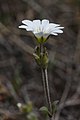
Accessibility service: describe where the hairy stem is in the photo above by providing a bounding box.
[41,68,52,113]
[40,43,52,114]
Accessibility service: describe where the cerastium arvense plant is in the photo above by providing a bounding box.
[18,19,64,119]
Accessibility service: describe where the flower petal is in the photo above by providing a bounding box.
[52,29,63,33]
[54,27,64,29]
[19,19,64,39]
[19,25,28,29]
[19,25,33,31]
[26,27,33,31]
[22,20,33,26]
[51,32,58,35]
[49,23,60,28]
[22,20,35,31]
[33,20,41,25]
[43,23,60,33]
[34,32,43,38]
[42,19,49,30]
[32,20,42,33]
[43,33,50,39]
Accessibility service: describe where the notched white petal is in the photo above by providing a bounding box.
[49,23,60,28]
[33,20,41,25]
[52,29,63,33]
[19,25,28,29]
[55,27,64,29]
[41,20,49,33]
[26,27,33,31]
[19,25,33,32]
[32,20,42,32]
[22,20,32,26]
[51,32,58,35]
[42,19,49,26]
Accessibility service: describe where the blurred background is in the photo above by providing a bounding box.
[0,0,80,120]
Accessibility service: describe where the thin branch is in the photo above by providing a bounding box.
[54,66,72,120]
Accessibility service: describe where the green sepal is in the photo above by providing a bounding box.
[52,100,59,114]
[34,46,40,57]
[39,106,52,118]
[33,46,49,68]
[37,37,47,44]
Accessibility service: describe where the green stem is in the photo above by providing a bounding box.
[41,68,48,104]
[40,43,52,114]
[41,68,52,113]
[45,68,52,113]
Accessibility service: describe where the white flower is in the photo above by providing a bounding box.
[17,103,22,108]
[19,19,64,40]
